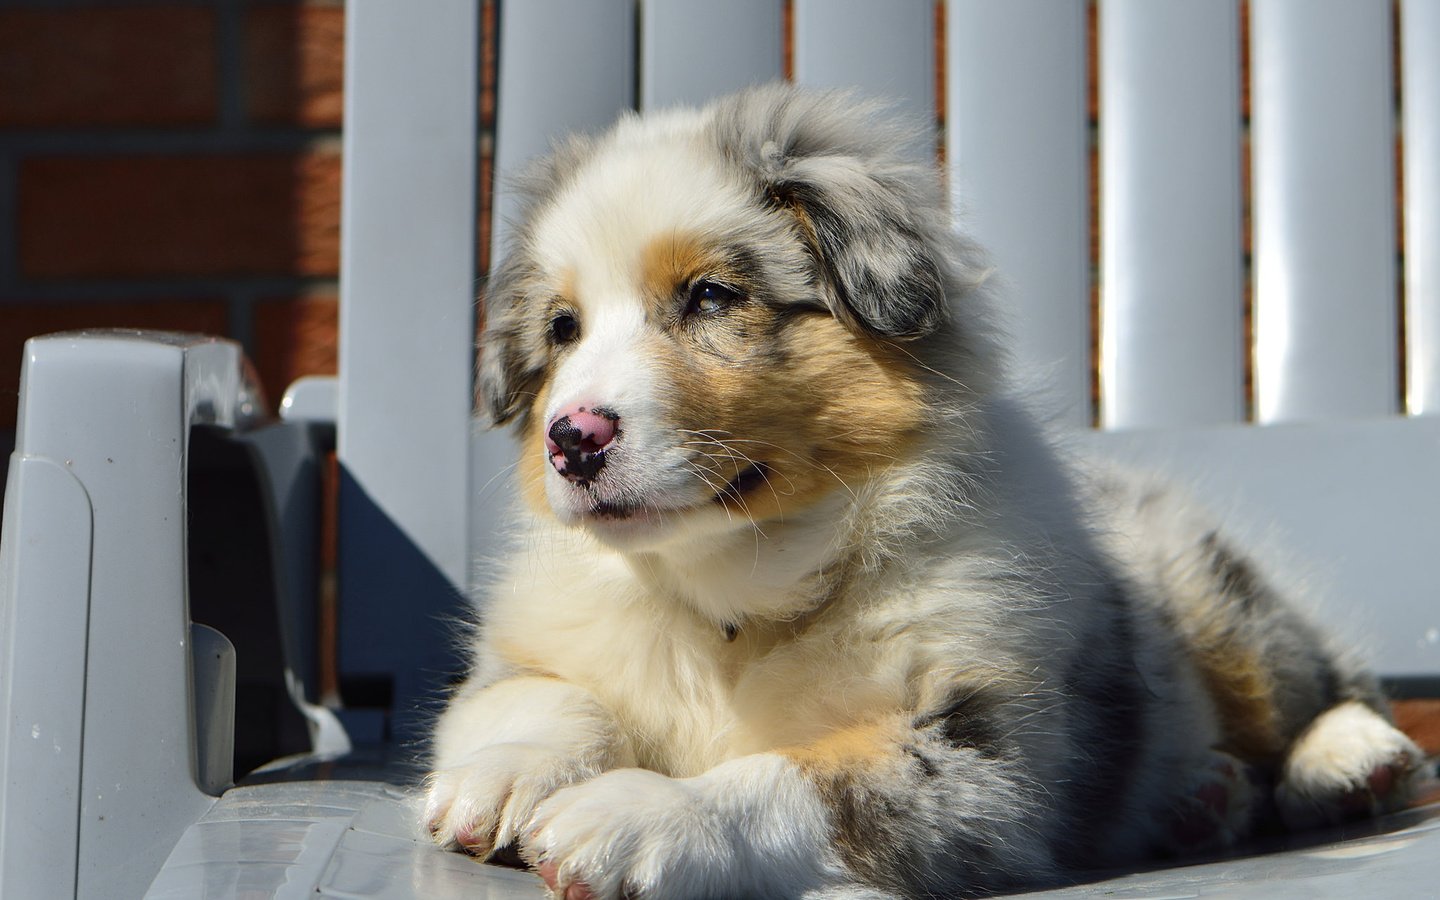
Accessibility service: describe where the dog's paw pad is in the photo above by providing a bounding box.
[1160,751,1256,853]
[454,820,498,856]
[536,861,597,900]
[1277,701,1425,830]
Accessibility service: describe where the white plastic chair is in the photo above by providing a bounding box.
[2,2,1437,897]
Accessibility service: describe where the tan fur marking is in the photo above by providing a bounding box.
[638,231,723,317]
[1187,627,1286,761]
[780,719,902,777]
[516,382,552,514]
[781,719,925,892]
[659,309,926,523]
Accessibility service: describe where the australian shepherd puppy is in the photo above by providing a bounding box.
[423,85,1424,899]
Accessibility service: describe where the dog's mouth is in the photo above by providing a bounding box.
[578,462,770,523]
[590,499,640,520]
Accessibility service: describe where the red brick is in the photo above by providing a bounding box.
[1393,698,1440,757]
[250,293,338,402]
[0,8,217,128]
[19,151,342,279]
[1,300,228,427]
[245,5,345,128]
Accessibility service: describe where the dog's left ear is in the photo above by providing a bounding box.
[769,148,947,340]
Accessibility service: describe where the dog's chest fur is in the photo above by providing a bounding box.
[478,519,884,775]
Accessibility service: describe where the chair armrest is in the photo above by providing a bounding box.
[0,330,251,899]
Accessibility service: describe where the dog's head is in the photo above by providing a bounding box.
[479,85,990,550]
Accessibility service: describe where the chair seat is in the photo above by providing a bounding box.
[143,754,1440,899]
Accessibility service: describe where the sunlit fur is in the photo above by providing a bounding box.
[426,85,1424,899]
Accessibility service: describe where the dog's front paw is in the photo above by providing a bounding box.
[1276,700,1425,830]
[424,742,599,860]
[522,769,725,900]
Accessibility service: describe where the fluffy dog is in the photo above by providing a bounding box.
[423,85,1425,899]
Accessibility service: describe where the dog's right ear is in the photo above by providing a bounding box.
[476,254,547,429]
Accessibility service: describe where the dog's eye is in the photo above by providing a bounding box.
[687,280,741,316]
[549,312,580,344]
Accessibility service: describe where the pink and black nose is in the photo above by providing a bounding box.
[545,406,619,483]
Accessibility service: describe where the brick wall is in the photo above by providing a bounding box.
[0,1,347,431]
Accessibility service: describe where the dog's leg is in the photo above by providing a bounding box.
[520,718,1054,900]
[424,676,634,860]
[1275,699,1426,829]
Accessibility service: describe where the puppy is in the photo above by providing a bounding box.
[423,84,1425,899]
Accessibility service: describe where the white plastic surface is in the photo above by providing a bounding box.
[0,455,92,898]
[492,0,634,261]
[339,3,477,592]
[946,0,1090,426]
[1099,1,1245,429]
[145,779,547,900]
[143,771,1440,899]
[640,0,783,110]
[1,332,248,899]
[1250,0,1399,422]
[338,3,481,741]
[793,0,935,161]
[280,375,339,424]
[1403,0,1440,415]
[190,623,236,797]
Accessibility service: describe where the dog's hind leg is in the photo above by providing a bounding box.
[1275,699,1426,829]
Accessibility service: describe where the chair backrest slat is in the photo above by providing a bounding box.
[339,3,477,589]
[793,0,935,161]
[1251,0,1398,423]
[641,0,783,109]
[945,0,1090,426]
[1099,0,1245,429]
[492,0,635,263]
[1403,0,1440,415]
[338,1,479,740]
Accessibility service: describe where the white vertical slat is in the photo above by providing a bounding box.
[340,4,477,592]
[1251,0,1398,423]
[1100,1,1244,429]
[338,2,479,740]
[1404,0,1440,415]
[641,0,783,109]
[947,1,1089,427]
[492,0,634,263]
[793,0,934,159]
